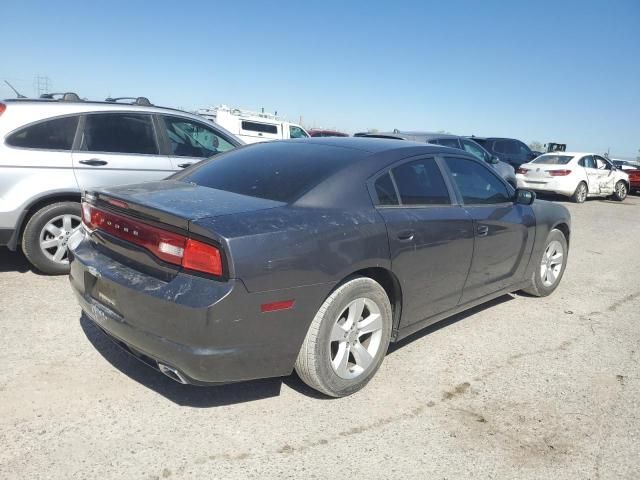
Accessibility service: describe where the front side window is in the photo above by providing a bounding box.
[82,113,158,155]
[374,173,399,205]
[594,155,611,170]
[164,117,235,158]
[7,116,79,150]
[516,141,532,155]
[289,125,308,138]
[391,158,450,205]
[461,139,490,163]
[241,121,278,134]
[445,157,511,204]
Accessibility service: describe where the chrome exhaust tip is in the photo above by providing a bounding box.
[158,363,189,384]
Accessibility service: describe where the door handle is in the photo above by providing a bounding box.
[79,159,108,166]
[177,163,194,168]
[396,230,415,242]
[476,225,489,237]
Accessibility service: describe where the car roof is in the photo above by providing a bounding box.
[280,136,454,154]
[536,152,594,157]
[363,131,463,142]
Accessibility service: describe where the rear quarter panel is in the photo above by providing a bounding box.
[191,206,391,293]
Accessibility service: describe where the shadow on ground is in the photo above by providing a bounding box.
[80,294,517,405]
[0,247,32,273]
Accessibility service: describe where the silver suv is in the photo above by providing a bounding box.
[0,94,243,274]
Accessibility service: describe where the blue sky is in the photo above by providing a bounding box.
[2,0,639,158]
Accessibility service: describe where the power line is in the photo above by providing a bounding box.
[33,75,51,96]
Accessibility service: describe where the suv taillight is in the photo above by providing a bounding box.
[81,202,223,276]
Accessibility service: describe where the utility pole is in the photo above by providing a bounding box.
[33,75,51,96]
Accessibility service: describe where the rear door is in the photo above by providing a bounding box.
[371,156,474,327]
[158,115,238,171]
[442,156,534,302]
[72,112,173,190]
[578,155,599,194]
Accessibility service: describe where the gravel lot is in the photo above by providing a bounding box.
[1,195,639,480]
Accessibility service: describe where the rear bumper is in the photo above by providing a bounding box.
[69,234,330,385]
[516,177,576,197]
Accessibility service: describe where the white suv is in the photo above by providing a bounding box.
[0,94,243,274]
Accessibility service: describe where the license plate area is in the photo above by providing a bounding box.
[90,277,122,315]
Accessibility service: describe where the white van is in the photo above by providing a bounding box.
[196,105,309,144]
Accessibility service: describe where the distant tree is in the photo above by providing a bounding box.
[436,129,451,134]
[368,128,379,133]
[529,141,543,152]
[637,148,640,161]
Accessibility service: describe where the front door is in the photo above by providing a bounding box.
[72,112,173,190]
[372,157,474,327]
[442,156,535,302]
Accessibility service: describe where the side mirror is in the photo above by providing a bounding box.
[490,155,500,165]
[515,188,535,205]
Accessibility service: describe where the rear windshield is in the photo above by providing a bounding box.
[532,154,573,165]
[172,142,354,203]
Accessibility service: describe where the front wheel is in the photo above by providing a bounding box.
[521,228,568,297]
[295,277,392,397]
[612,181,628,201]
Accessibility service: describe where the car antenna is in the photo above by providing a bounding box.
[4,80,27,98]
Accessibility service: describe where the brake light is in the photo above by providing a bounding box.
[182,239,223,276]
[81,202,223,276]
[548,169,572,176]
[0,103,5,116]
[516,167,528,174]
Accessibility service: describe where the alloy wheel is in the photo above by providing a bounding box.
[329,298,384,380]
[540,239,564,287]
[39,214,82,264]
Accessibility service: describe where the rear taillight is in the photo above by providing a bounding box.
[548,169,572,176]
[0,103,6,116]
[81,202,223,276]
[516,167,528,174]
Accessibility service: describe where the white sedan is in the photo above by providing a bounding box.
[516,152,630,203]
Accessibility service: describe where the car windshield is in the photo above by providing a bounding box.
[531,155,573,165]
[171,142,353,203]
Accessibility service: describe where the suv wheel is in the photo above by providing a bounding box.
[22,202,82,275]
[295,276,392,397]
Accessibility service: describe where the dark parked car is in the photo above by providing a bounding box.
[69,138,571,397]
[469,137,538,168]
[361,131,517,187]
[307,128,349,138]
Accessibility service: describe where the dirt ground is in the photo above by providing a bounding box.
[1,194,639,479]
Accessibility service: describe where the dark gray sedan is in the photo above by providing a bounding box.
[69,138,571,397]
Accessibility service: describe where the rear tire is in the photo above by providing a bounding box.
[612,181,628,201]
[571,182,587,203]
[295,276,392,397]
[21,201,82,275]
[522,229,568,297]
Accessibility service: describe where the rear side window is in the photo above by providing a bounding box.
[241,121,278,134]
[82,113,158,155]
[391,158,450,205]
[435,138,461,149]
[374,173,399,205]
[7,116,79,150]
[493,140,514,154]
[175,142,351,203]
[579,155,596,168]
[445,157,511,204]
